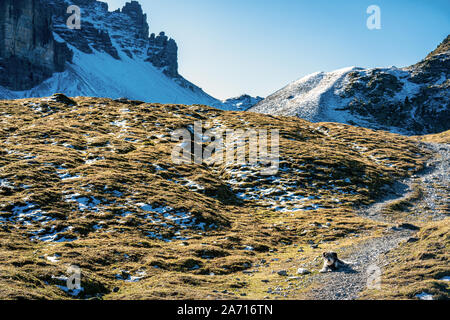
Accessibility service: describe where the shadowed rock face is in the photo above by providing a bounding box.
[0,0,72,91]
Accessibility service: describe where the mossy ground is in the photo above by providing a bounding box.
[0,96,446,300]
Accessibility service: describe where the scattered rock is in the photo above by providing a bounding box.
[397,223,420,231]
[277,270,288,276]
[51,93,77,105]
[297,268,311,275]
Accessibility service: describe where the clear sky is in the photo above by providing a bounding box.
[103,0,449,100]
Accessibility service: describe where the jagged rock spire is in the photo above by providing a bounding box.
[119,1,149,39]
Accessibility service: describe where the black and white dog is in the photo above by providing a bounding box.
[320,252,351,273]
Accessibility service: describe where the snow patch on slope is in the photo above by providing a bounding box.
[0,47,220,106]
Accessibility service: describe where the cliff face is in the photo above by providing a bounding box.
[0,0,72,91]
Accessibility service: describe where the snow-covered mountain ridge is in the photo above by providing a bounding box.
[250,36,450,135]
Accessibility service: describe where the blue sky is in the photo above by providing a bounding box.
[103,0,449,99]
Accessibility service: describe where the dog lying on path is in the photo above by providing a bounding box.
[320,252,351,273]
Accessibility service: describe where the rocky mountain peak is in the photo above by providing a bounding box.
[251,35,449,135]
[222,94,264,110]
[50,0,177,73]
[116,1,149,39]
[147,31,178,78]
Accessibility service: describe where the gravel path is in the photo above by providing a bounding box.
[413,143,449,220]
[307,142,449,300]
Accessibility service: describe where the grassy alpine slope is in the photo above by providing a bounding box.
[0,94,447,300]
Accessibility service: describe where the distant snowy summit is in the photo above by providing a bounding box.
[221,94,264,111]
[0,0,222,106]
[250,36,450,135]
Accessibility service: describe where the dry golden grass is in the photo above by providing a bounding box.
[0,95,442,300]
[360,219,449,300]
